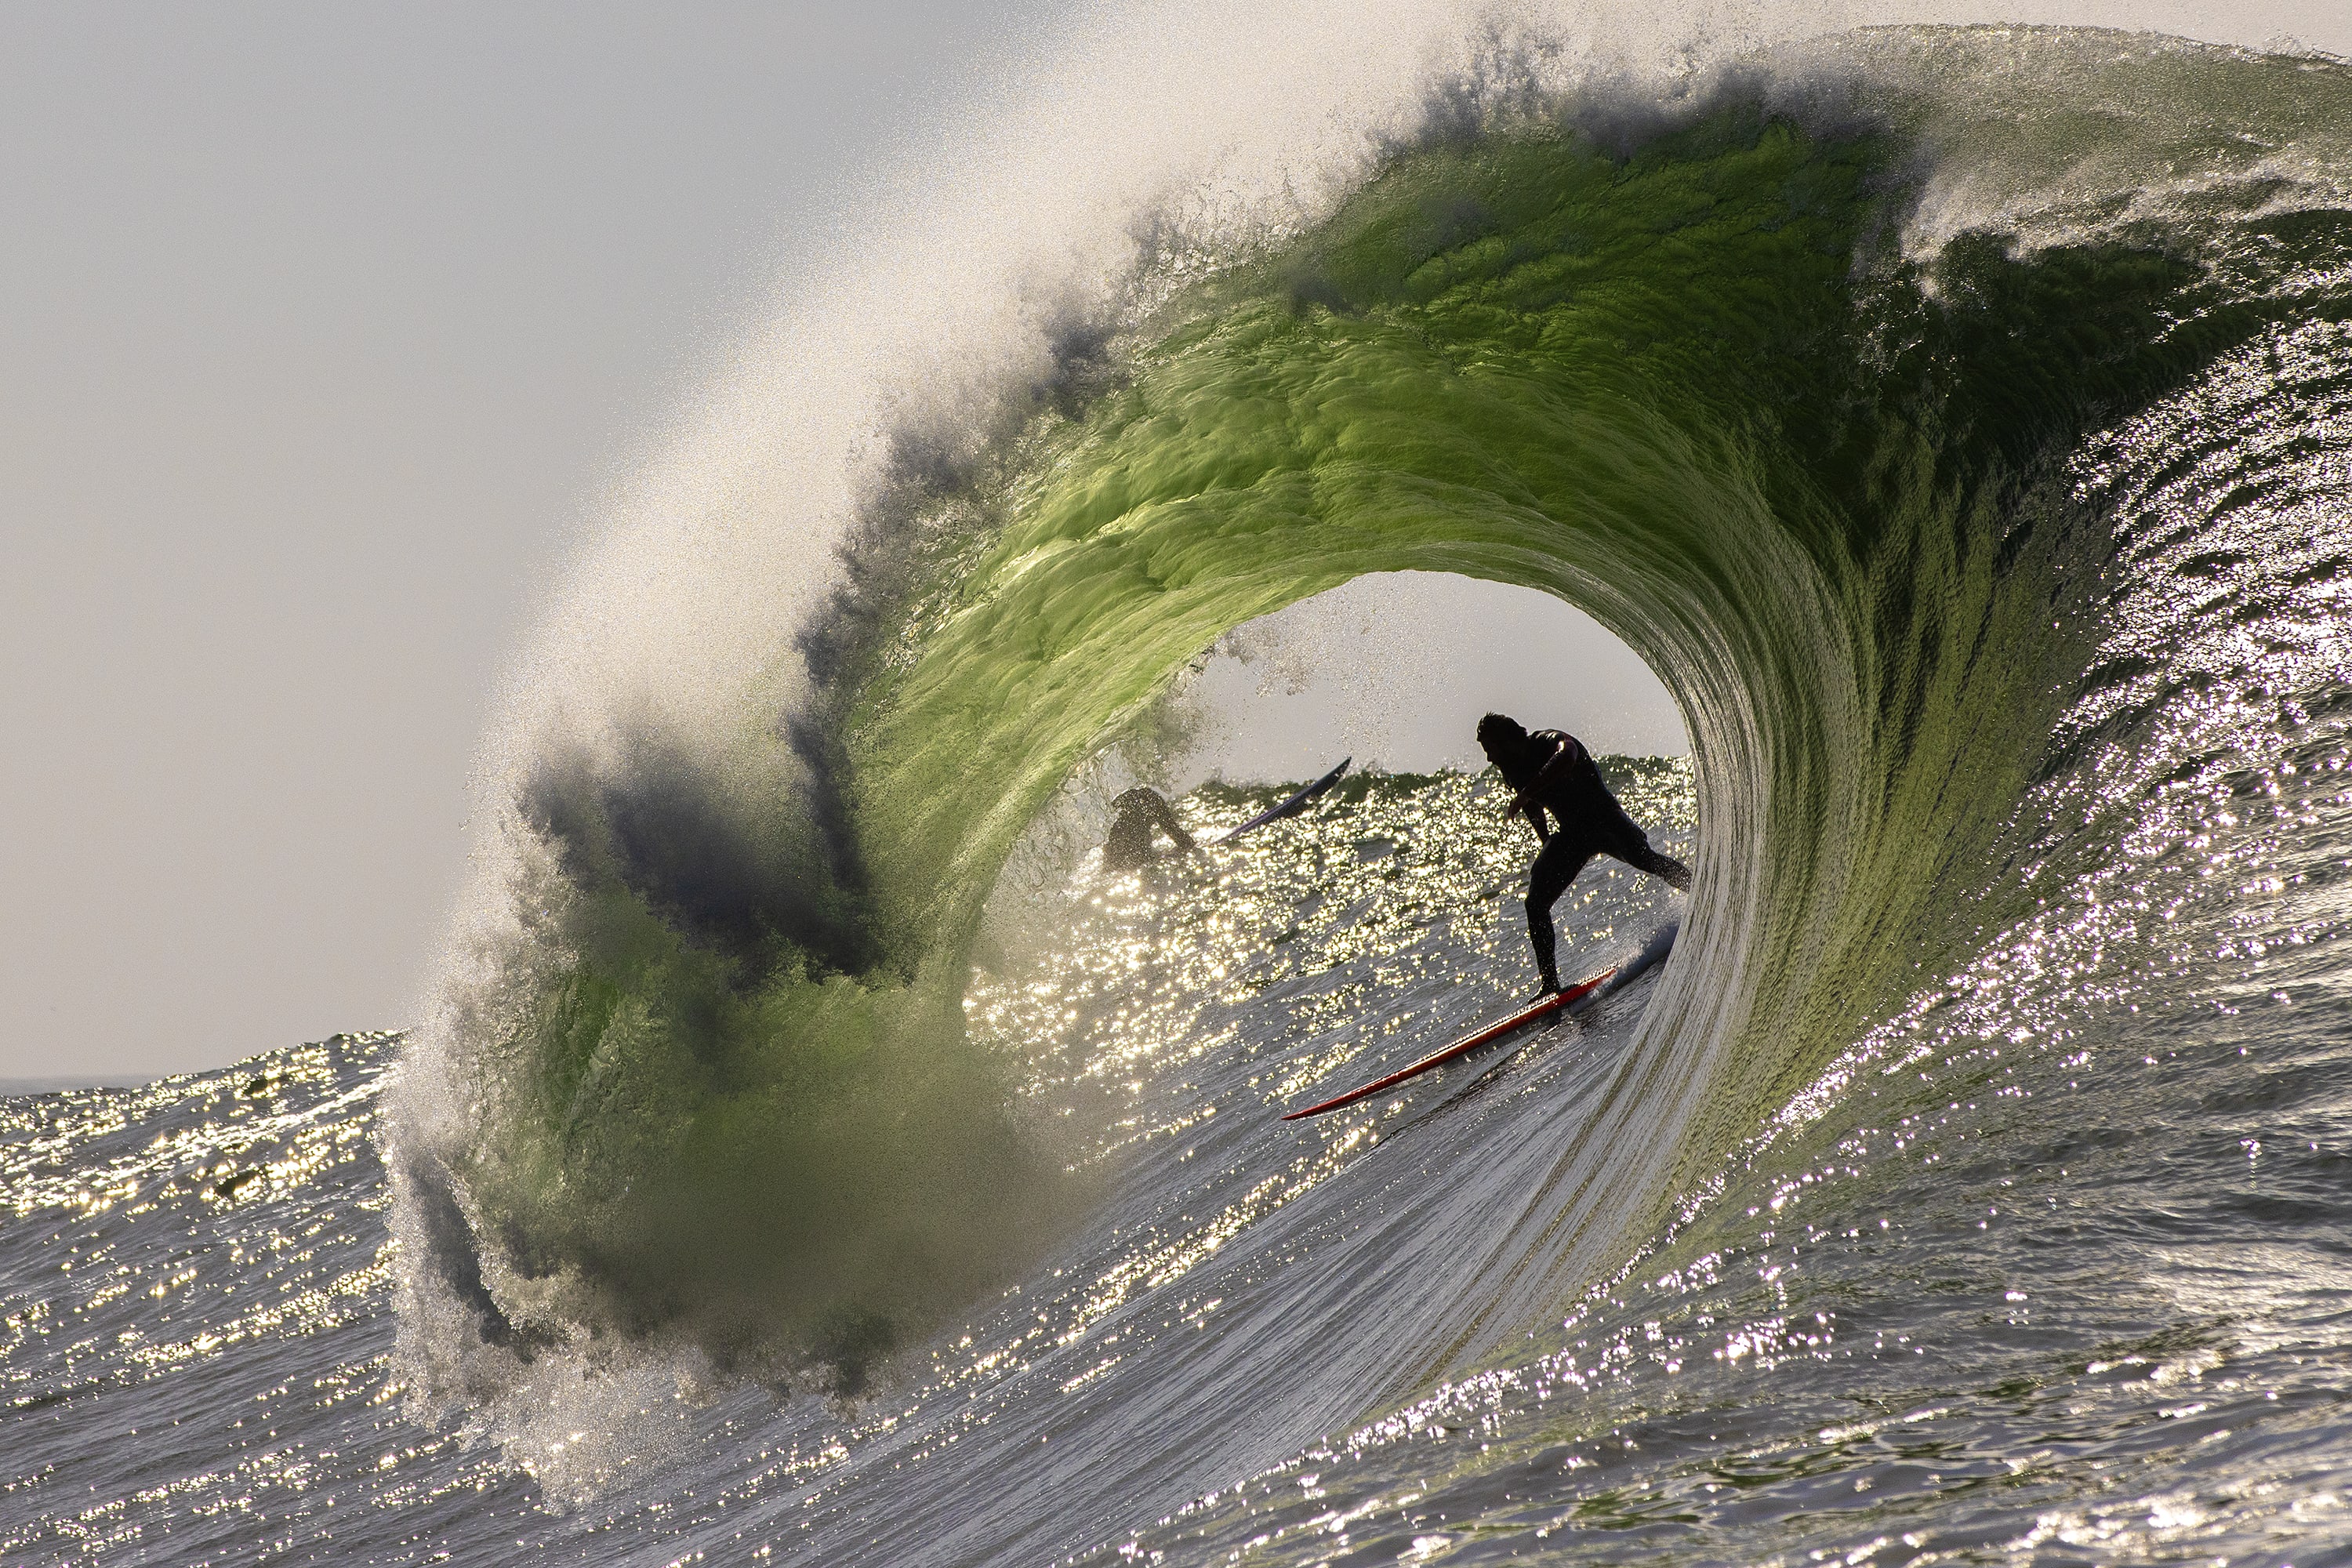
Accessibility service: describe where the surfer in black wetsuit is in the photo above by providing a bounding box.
[1102,786,1198,872]
[1477,713,1690,995]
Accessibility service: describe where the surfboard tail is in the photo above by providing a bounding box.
[1564,918,1679,1016]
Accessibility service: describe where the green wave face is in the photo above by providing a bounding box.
[412,31,2352,1384]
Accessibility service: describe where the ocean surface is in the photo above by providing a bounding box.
[9,17,2352,1565]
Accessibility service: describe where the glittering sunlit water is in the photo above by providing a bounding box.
[1,768,1700,1563]
[13,659,2352,1563]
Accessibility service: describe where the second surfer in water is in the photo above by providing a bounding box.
[1102,786,1199,872]
[1476,713,1690,995]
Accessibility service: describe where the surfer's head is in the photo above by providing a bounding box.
[1476,713,1530,768]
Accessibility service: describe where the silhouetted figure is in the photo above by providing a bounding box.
[1476,713,1690,994]
[1102,787,1198,872]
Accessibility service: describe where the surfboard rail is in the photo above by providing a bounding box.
[1278,919,1679,1122]
[1279,969,1612,1120]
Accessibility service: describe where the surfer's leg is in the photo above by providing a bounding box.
[1623,840,1692,891]
[1592,808,1690,891]
[1524,836,1592,993]
[1603,835,1691,891]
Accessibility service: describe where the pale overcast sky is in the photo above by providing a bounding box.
[5,1,2345,1083]
[1186,576,1687,784]
[1,2,1077,1081]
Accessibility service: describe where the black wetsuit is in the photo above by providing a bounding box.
[1102,788,1196,872]
[1498,731,1690,991]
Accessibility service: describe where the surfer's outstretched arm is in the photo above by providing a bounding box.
[1501,793,1549,840]
[1145,791,1198,854]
